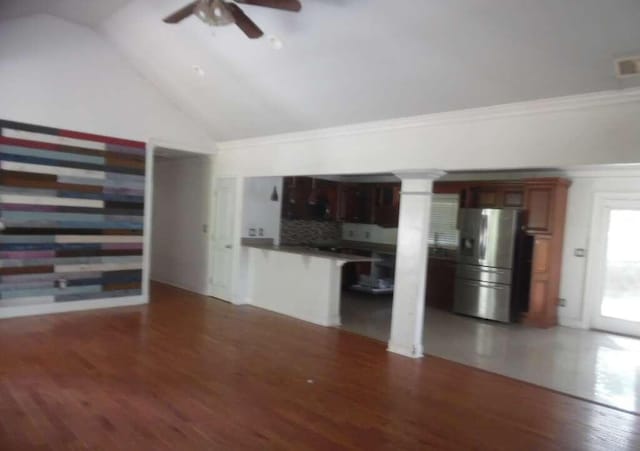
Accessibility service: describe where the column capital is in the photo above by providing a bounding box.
[393,170,446,181]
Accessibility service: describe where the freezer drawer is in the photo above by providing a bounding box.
[453,278,512,322]
[456,264,512,285]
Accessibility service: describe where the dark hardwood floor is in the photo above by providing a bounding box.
[1,282,639,450]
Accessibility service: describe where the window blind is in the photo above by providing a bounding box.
[429,194,459,248]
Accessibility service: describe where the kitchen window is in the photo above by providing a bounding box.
[429,194,460,249]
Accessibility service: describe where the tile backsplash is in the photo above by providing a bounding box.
[341,223,398,245]
[280,219,342,245]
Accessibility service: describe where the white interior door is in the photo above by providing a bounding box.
[588,198,640,337]
[210,178,237,301]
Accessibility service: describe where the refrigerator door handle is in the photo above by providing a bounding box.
[479,212,488,261]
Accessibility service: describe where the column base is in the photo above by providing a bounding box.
[387,342,424,359]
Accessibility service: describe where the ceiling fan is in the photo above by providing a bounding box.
[163,0,302,39]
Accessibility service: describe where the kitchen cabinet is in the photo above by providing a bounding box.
[469,183,525,209]
[373,183,401,227]
[339,183,375,223]
[523,178,569,235]
[522,178,570,328]
[526,235,553,327]
[425,257,457,311]
[282,178,400,226]
[281,177,340,221]
[281,177,310,220]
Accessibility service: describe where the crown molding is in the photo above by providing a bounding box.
[562,164,640,178]
[217,87,640,152]
[438,164,640,181]
[148,137,217,156]
[394,170,447,181]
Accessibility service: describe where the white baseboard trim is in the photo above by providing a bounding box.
[248,302,336,327]
[0,295,147,320]
[387,342,424,359]
[150,278,207,296]
[232,297,251,306]
[558,317,587,329]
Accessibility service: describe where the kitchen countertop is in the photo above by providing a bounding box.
[242,238,456,261]
[242,242,380,263]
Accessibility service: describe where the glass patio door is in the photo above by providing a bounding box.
[590,202,640,337]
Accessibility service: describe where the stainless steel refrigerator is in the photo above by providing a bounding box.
[453,208,525,323]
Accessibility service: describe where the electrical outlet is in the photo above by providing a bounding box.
[249,228,256,237]
[258,228,264,237]
[574,248,586,257]
[558,298,566,307]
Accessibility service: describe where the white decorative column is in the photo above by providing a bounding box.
[388,170,445,358]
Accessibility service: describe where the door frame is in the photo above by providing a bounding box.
[208,176,242,302]
[583,192,640,335]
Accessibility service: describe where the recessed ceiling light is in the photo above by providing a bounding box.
[268,35,283,50]
[192,65,205,77]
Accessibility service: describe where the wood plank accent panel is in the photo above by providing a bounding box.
[0,119,145,308]
[1,282,638,450]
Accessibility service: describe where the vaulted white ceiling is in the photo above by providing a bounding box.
[2,0,640,142]
[0,0,131,27]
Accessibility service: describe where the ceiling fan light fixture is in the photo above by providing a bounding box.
[192,65,206,77]
[194,0,235,26]
[268,35,283,50]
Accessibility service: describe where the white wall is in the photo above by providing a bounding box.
[0,14,213,150]
[558,169,640,328]
[151,156,212,294]
[215,89,640,176]
[241,177,283,244]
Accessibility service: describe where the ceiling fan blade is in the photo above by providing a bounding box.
[226,3,264,39]
[235,0,301,12]
[163,1,198,23]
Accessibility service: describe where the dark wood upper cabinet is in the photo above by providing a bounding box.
[523,178,570,235]
[524,186,553,233]
[282,178,400,226]
[503,190,525,208]
[373,183,401,227]
[281,177,340,221]
[475,189,499,208]
[468,183,525,209]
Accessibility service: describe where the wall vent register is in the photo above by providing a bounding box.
[616,56,640,78]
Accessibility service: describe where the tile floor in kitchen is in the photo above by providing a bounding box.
[340,291,640,414]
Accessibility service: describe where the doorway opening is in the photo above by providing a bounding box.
[150,147,212,296]
[588,200,640,337]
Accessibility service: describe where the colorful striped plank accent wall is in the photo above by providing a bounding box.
[0,119,146,309]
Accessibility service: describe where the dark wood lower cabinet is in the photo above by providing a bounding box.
[425,258,456,311]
